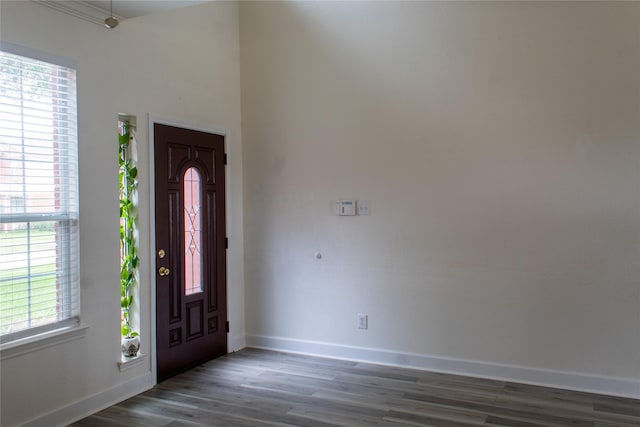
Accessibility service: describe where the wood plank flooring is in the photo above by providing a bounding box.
[72,348,640,427]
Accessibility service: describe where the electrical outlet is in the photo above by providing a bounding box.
[357,313,368,330]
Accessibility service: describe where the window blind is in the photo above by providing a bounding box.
[0,50,80,344]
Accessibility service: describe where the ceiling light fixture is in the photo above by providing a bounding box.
[104,0,119,29]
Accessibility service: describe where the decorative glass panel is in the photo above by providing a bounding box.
[183,167,202,295]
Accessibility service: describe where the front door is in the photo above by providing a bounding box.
[154,123,227,381]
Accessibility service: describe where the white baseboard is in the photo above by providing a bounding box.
[246,334,640,399]
[21,372,154,427]
[229,333,247,353]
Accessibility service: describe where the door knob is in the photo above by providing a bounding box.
[158,266,170,277]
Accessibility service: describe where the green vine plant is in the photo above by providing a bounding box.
[119,121,139,338]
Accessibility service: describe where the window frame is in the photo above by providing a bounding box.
[0,42,81,349]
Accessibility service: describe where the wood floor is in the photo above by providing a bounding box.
[73,348,640,427]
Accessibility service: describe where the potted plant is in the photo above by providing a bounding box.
[119,120,140,357]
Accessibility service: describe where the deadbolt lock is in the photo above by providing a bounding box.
[158,249,166,259]
[158,266,170,277]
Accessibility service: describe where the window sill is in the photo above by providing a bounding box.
[0,324,89,361]
[118,352,147,372]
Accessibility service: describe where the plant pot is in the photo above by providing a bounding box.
[122,336,140,357]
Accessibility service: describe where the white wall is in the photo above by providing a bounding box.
[241,1,640,395]
[1,2,639,424]
[0,1,244,426]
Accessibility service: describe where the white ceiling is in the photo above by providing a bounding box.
[81,0,212,19]
[31,0,213,27]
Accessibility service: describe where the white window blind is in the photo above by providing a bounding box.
[0,50,80,344]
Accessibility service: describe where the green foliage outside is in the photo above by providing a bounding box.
[0,227,55,256]
[0,229,57,334]
[119,121,139,338]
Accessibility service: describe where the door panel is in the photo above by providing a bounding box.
[155,123,227,381]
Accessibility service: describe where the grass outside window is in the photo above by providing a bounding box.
[0,228,58,334]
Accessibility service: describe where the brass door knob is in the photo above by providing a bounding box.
[158,266,170,277]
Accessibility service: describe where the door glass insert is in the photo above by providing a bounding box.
[183,167,202,295]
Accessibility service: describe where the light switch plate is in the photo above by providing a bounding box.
[357,200,370,216]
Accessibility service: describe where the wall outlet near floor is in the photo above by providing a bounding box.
[357,313,368,330]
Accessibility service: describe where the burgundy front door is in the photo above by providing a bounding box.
[154,123,227,381]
